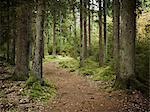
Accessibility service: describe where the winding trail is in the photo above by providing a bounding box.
[42,62,122,112]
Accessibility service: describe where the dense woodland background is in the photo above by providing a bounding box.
[0,0,150,111]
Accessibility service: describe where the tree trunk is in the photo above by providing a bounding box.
[80,0,84,67]
[73,6,78,58]
[52,14,56,55]
[91,0,94,27]
[32,0,45,83]
[9,6,16,65]
[73,7,76,40]
[83,0,87,58]
[6,0,10,62]
[98,0,103,66]
[47,21,50,54]
[11,37,16,65]
[14,3,30,80]
[117,0,136,89]
[112,0,120,86]
[60,11,63,53]
[6,39,10,62]
[88,0,91,55]
[103,0,107,62]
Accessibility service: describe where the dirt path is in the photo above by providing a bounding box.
[42,62,122,112]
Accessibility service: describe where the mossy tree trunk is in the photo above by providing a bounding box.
[14,3,31,80]
[32,0,45,83]
[116,0,136,89]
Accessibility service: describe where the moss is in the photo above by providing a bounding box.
[80,68,95,76]
[91,66,115,81]
[26,74,37,86]
[22,75,56,102]
[59,59,79,70]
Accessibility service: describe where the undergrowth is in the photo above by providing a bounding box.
[44,55,115,82]
[21,75,56,102]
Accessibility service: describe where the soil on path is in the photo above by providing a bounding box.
[42,62,123,112]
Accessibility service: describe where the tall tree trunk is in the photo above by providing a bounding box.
[73,6,76,40]
[88,0,91,55]
[28,6,33,64]
[60,11,63,53]
[91,0,94,27]
[6,39,10,62]
[11,37,16,65]
[10,6,16,65]
[32,0,45,83]
[10,27,16,65]
[117,0,136,89]
[47,21,50,54]
[98,0,103,66]
[113,0,120,86]
[103,0,107,62]
[83,0,87,58]
[80,0,84,67]
[73,6,78,58]
[52,14,56,55]
[14,3,30,80]
[6,0,10,62]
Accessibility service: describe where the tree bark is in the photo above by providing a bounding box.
[112,0,120,86]
[83,0,87,58]
[11,37,16,65]
[6,38,10,62]
[88,0,91,55]
[32,0,45,83]
[117,0,136,89]
[52,13,56,56]
[6,0,10,62]
[103,0,107,62]
[60,11,63,53]
[14,3,30,80]
[73,6,76,40]
[73,5,78,58]
[11,7,16,65]
[91,0,94,27]
[98,0,104,66]
[80,0,84,67]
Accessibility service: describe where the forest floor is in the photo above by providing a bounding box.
[0,61,149,112]
[42,62,149,112]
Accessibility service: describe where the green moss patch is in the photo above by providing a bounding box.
[21,76,56,102]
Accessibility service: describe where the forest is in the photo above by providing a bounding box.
[0,0,150,111]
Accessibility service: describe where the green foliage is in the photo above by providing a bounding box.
[59,59,79,70]
[26,74,37,86]
[91,66,115,81]
[80,69,95,76]
[22,75,56,102]
[45,55,115,82]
